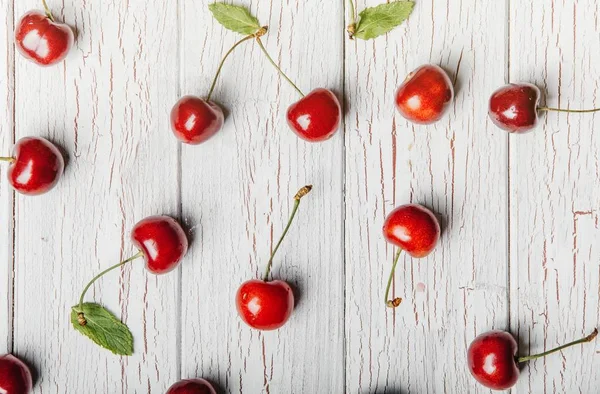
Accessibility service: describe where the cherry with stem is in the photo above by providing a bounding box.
[236,185,312,331]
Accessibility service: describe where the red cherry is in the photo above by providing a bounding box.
[382,204,440,307]
[14,9,74,66]
[166,378,216,394]
[1,136,64,196]
[0,354,33,394]
[131,216,189,274]
[236,279,294,330]
[468,329,598,390]
[170,96,224,145]
[236,186,312,330]
[467,331,519,390]
[286,88,341,142]
[488,83,540,133]
[395,64,454,124]
[383,204,440,258]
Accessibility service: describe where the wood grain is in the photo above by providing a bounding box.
[509,1,600,392]
[179,1,345,392]
[0,0,14,356]
[344,0,509,392]
[11,1,180,392]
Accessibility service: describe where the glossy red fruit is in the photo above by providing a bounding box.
[395,64,454,124]
[467,331,520,390]
[286,88,341,142]
[383,204,440,257]
[166,378,216,394]
[5,137,64,195]
[14,10,74,66]
[0,354,33,394]
[488,83,540,133]
[170,96,224,145]
[236,279,294,330]
[131,216,188,274]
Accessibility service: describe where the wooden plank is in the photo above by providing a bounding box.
[11,1,180,392]
[179,1,345,392]
[509,1,600,392]
[0,0,14,356]
[344,0,509,392]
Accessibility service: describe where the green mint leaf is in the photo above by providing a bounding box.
[71,303,134,356]
[208,3,261,35]
[354,1,415,40]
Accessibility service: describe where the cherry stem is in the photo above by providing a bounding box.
[384,249,403,308]
[263,185,312,281]
[517,328,598,363]
[41,0,55,22]
[347,0,357,38]
[206,34,256,102]
[539,106,600,114]
[255,37,305,97]
[76,251,144,325]
[0,157,15,163]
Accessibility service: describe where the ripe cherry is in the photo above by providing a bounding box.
[252,36,340,142]
[170,28,259,145]
[170,96,224,145]
[489,83,600,133]
[236,186,312,330]
[0,355,33,394]
[286,88,342,142]
[166,378,217,394]
[14,1,74,66]
[395,64,454,124]
[131,215,189,274]
[382,204,440,307]
[76,216,188,326]
[468,328,598,390]
[0,136,64,195]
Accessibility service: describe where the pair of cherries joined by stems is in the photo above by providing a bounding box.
[395,64,600,131]
[171,7,342,145]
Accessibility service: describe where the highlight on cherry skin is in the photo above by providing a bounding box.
[0,354,33,394]
[0,136,65,196]
[14,0,74,66]
[467,328,598,390]
[382,204,440,307]
[166,378,217,394]
[236,185,312,330]
[395,64,454,125]
[489,83,600,133]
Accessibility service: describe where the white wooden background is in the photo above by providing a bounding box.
[1,0,599,393]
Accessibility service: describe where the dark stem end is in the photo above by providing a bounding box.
[294,185,313,200]
[386,298,402,308]
[255,26,268,38]
[347,24,356,39]
[0,157,15,163]
[77,312,87,326]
